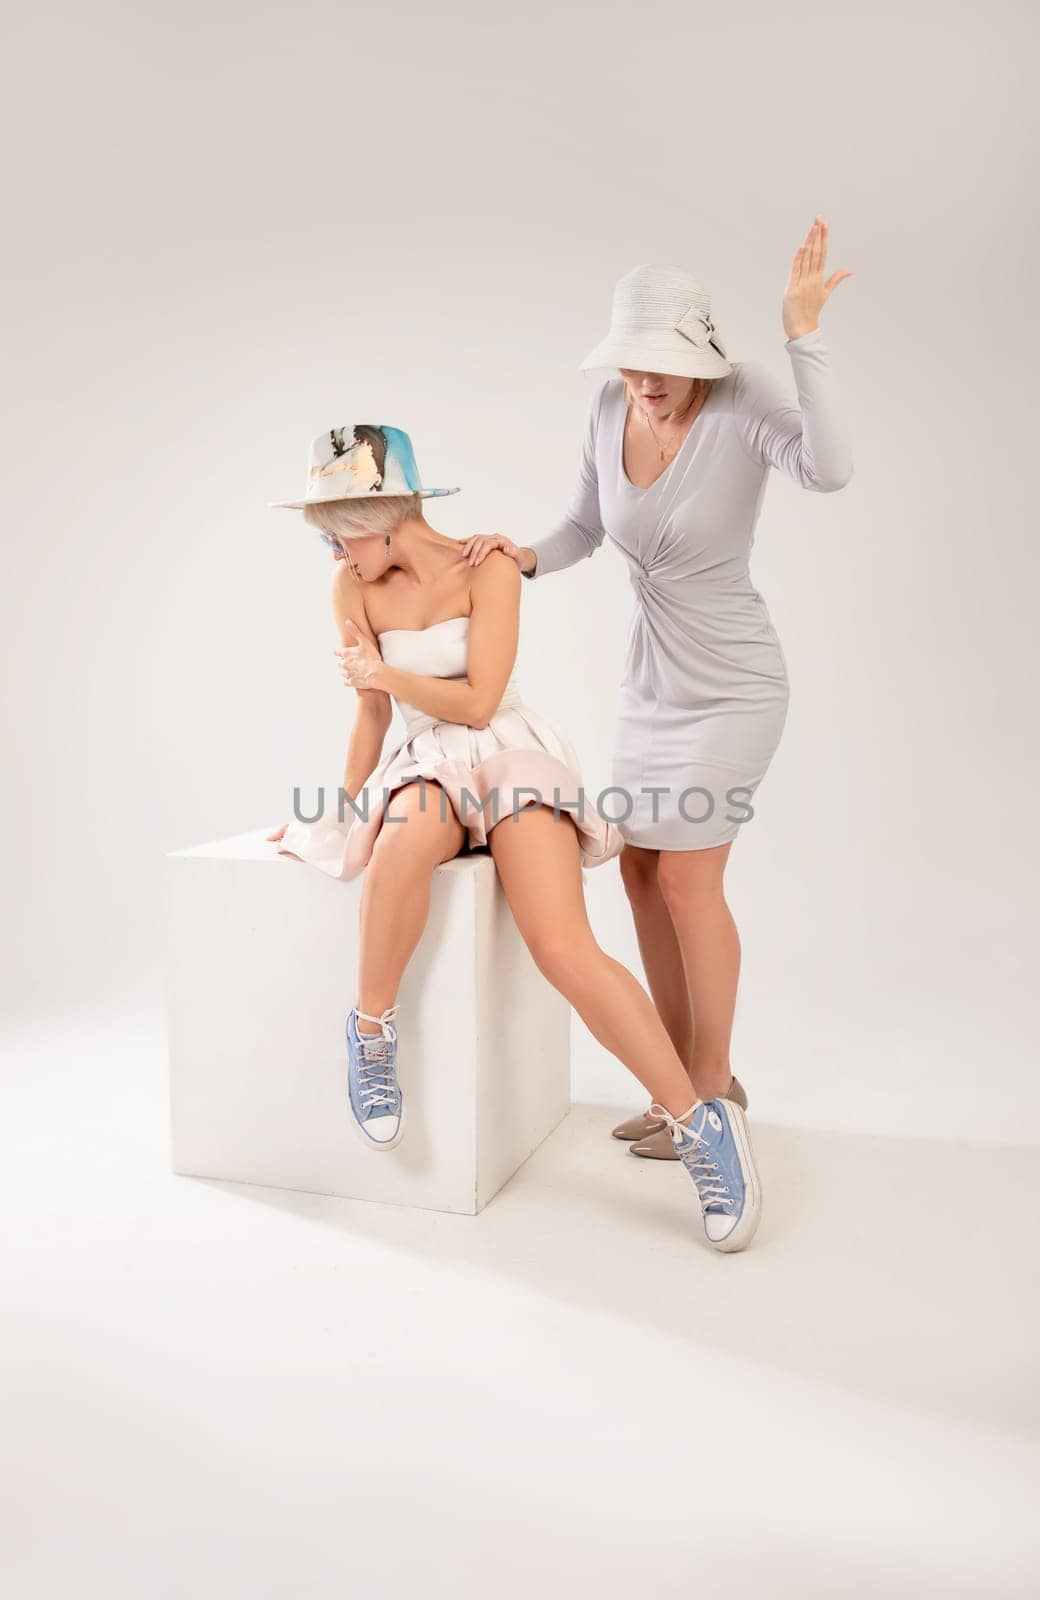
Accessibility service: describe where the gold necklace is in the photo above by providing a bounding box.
[639,383,707,461]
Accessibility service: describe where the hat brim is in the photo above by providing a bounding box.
[268,486,461,511]
[578,339,732,379]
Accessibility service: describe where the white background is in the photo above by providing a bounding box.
[3,3,1038,1595]
[5,2,1037,1140]
[4,0,1037,1139]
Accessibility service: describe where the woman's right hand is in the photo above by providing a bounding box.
[266,823,288,842]
[460,532,535,573]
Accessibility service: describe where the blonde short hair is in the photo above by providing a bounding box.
[303,490,423,541]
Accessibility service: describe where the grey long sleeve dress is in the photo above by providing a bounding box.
[522,326,853,850]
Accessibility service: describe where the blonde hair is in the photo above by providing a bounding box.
[303,490,423,541]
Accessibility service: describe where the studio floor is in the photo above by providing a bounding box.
[5,988,1039,1600]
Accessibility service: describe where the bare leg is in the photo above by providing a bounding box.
[355,781,466,1033]
[618,843,695,1075]
[488,806,695,1118]
[655,842,739,1102]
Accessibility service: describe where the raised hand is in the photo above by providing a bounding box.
[782,215,853,341]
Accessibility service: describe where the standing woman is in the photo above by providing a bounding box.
[463,216,854,1163]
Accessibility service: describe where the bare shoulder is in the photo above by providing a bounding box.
[331,558,364,614]
[469,545,521,605]
[330,558,378,644]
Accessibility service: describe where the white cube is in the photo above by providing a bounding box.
[165,829,570,1215]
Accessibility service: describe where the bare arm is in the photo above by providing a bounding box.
[331,562,393,797]
[366,552,521,730]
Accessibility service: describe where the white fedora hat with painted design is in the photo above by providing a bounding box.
[269,422,459,510]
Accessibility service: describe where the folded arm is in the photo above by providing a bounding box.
[732,326,853,492]
[370,551,521,730]
[332,563,394,796]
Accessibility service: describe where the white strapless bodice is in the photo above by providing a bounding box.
[377,614,524,738]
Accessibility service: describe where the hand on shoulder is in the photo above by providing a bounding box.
[469,542,522,601]
[460,531,530,571]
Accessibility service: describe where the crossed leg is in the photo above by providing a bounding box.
[656,843,740,1102]
[619,844,695,1074]
[620,839,740,1103]
[488,803,694,1117]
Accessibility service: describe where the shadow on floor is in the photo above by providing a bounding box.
[203,1104,1040,1438]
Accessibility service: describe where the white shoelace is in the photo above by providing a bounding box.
[649,1100,733,1212]
[354,1004,401,1110]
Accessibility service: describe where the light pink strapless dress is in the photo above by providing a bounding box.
[276,614,623,879]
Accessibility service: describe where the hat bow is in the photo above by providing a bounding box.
[674,304,720,350]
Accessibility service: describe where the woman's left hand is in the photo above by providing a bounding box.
[334,622,385,688]
[782,215,853,341]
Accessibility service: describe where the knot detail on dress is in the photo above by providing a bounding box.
[627,558,663,598]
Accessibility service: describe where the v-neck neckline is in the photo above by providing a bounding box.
[617,380,719,493]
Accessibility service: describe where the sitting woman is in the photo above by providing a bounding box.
[267,419,760,1253]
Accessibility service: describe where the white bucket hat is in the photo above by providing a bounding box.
[578,263,732,379]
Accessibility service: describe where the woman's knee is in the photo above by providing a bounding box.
[369,783,464,869]
[619,844,661,903]
[526,932,600,993]
[656,846,729,912]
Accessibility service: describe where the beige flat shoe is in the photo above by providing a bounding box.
[628,1075,749,1160]
[611,1108,667,1141]
[629,1126,681,1160]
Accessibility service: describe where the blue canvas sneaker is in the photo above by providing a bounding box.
[649,1097,762,1252]
[346,1004,404,1150]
